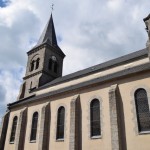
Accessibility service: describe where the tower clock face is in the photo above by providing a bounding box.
[52,56,57,61]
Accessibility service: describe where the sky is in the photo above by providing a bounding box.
[0,0,150,119]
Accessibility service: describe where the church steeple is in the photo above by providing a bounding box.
[18,13,65,100]
[37,14,57,46]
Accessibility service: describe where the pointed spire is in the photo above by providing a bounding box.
[37,13,57,46]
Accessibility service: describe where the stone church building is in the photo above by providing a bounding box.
[0,12,150,150]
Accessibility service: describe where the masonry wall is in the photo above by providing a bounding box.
[118,71,150,150]
[3,70,150,150]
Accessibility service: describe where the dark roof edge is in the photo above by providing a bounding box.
[27,42,65,57]
[35,48,148,91]
[8,62,150,109]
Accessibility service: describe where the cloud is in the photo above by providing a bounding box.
[0,68,24,120]
[0,0,150,118]
[107,0,123,11]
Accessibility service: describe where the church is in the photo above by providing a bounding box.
[0,11,150,150]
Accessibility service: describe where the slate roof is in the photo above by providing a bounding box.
[36,48,148,91]
[8,61,150,109]
[37,14,57,46]
[28,13,65,57]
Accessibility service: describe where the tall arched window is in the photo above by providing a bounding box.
[30,112,38,141]
[35,58,40,69]
[90,99,101,137]
[56,106,65,139]
[135,88,150,132]
[10,116,18,143]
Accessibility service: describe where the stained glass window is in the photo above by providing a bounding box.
[56,107,65,139]
[135,89,150,132]
[90,99,101,136]
[30,112,38,141]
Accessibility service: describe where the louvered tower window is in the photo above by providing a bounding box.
[30,112,38,141]
[90,99,101,137]
[30,60,35,71]
[56,106,65,139]
[35,58,40,69]
[49,56,58,73]
[10,116,18,143]
[135,88,150,132]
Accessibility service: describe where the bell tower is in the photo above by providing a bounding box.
[18,14,65,99]
[144,14,150,61]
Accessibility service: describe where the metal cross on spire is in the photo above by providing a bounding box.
[51,3,54,12]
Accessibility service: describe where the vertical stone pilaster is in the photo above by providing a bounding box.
[109,84,121,150]
[38,102,50,150]
[15,107,27,150]
[0,111,10,150]
[69,95,80,150]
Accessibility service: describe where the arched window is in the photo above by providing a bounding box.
[56,106,65,139]
[30,112,38,141]
[48,56,58,73]
[10,116,18,143]
[35,58,40,69]
[135,89,150,132]
[30,60,35,71]
[90,99,101,137]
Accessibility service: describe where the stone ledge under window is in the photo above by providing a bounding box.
[9,141,14,144]
[30,140,36,143]
[139,131,150,135]
[56,138,64,142]
[91,135,102,139]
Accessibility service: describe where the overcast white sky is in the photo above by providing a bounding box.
[0,0,149,118]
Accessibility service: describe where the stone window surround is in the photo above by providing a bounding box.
[54,104,67,142]
[130,85,150,135]
[87,95,103,139]
[29,54,40,72]
[9,114,18,144]
[28,109,40,143]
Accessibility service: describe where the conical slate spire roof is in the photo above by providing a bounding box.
[37,14,57,46]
